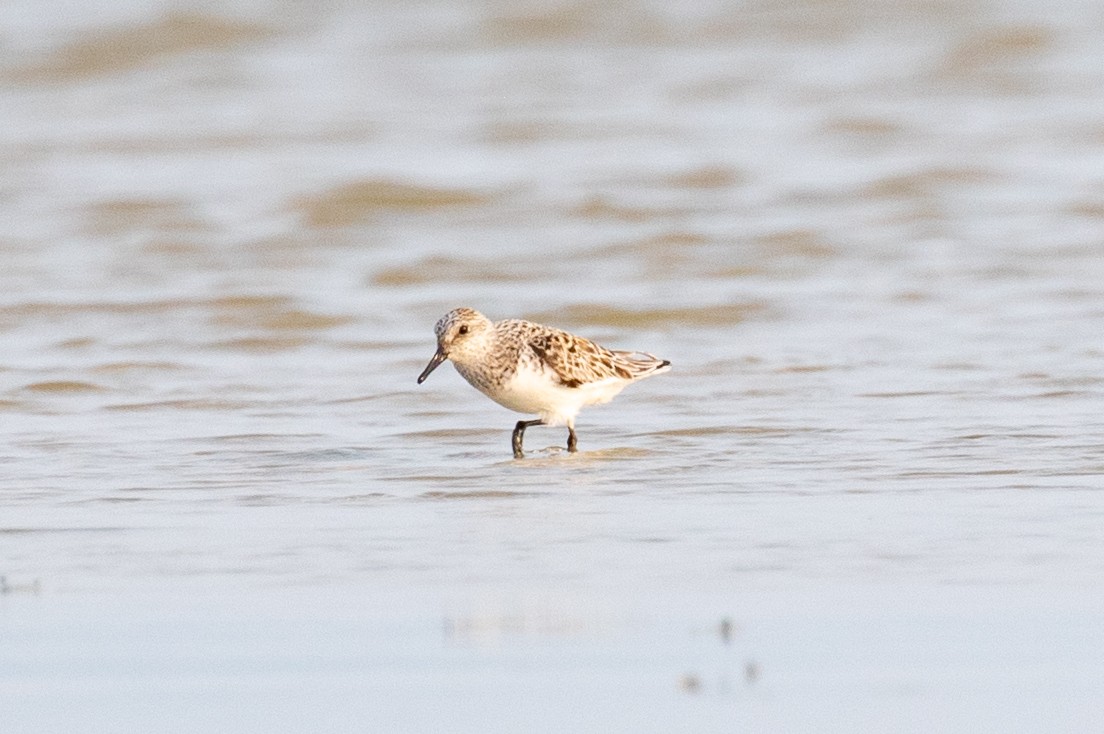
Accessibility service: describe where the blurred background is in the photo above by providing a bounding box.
[2,0,1103,731]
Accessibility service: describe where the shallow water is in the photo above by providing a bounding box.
[2,1,1104,731]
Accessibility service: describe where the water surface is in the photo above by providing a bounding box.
[2,1,1103,731]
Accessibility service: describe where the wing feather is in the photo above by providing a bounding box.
[528,329,668,388]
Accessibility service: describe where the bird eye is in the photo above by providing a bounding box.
[458,325,469,335]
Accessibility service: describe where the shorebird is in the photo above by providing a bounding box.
[417,308,670,458]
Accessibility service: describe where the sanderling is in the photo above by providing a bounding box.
[417,307,670,458]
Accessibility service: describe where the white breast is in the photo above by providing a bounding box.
[483,366,630,427]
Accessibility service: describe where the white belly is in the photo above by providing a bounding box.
[482,368,629,426]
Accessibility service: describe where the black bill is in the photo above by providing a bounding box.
[417,348,448,384]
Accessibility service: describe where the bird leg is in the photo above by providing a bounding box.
[512,419,543,459]
[567,426,578,453]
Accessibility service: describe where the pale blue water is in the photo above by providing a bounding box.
[2,1,1104,731]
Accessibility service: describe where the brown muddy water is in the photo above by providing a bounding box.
[2,1,1104,731]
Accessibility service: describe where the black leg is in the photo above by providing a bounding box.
[512,419,543,458]
[567,427,578,453]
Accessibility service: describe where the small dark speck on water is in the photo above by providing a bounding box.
[719,617,734,644]
[678,673,703,694]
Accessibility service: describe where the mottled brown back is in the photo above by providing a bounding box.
[516,322,667,388]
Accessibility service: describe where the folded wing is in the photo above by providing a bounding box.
[528,330,670,388]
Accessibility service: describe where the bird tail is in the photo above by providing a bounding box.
[611,351,671,379]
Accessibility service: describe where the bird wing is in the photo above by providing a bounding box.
[527,329,638,388]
